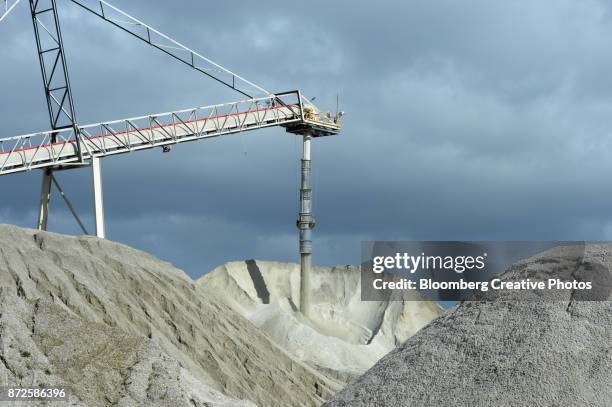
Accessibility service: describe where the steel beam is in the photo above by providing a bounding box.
[298,135,314,316]
[91,156,105,238]
[0,0,21,23]
[37,169,53,230]
[51,175,89,235]
[68,0,269,98]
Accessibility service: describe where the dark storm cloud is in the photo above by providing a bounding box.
[2,0,612,277]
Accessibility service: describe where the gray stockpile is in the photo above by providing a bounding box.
[325,245,612,407]
[0,225,333,407]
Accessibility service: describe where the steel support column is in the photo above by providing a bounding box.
[298,135,314,316]
[92,157,105,238]
[37,169,53,230]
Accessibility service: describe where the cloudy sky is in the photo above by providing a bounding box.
[2,0,612,278]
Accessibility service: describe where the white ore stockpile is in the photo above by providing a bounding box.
[198,260,443,383]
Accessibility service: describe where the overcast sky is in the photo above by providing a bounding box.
[3,0,612,278]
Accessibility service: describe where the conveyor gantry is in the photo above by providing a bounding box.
[0,0,343,319]
[0,91,340,176]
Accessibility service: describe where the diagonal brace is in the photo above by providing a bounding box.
[51,174,89,235]
[68,0,269,98]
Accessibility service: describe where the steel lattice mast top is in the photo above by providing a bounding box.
[29,0,83,158]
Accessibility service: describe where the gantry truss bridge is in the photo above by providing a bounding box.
[0,91,338,176]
